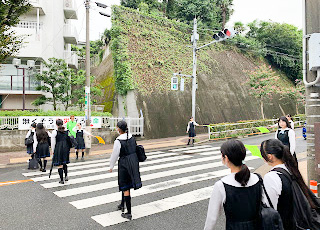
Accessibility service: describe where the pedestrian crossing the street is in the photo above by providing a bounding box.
[21,144,261,228]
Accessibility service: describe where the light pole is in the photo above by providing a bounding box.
[84,0,110,154]
[12,58,35,110]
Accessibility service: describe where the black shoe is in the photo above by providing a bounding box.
[59,180,64,184]
[65,176,69,182]
[39,167,43,171]
[42,169,46,172]
[117,204,125,212]
[121,213,132,220]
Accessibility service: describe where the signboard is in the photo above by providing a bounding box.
[18,116,102,130]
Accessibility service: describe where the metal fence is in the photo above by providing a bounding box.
[0,116,144,136]
[207,116,306,140]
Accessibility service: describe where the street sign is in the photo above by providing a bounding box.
[171,76,178,90]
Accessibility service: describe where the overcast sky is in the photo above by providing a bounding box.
[75,0,303,42]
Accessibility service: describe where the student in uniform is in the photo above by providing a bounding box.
[204,140,261,230]
[109,120,142,220]
[186,117,199,145]
[51,119,71,184]
[26,122,36,156]
[261,139,317,230]
[275,116,297,163]
[72,123,94,160]
[34,123,51,172]
[286,114,294,129]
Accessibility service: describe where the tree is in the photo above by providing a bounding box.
[246,21,303,82]
[32,58,72,111]
[216,0,234,29]
[0,0,31,62]
[284,79,306,114]
[234,21,245,34]
[71,70,102,110]
[245,64,284,119]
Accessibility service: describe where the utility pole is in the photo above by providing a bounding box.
[191,18,198,120]
[85,0,92,154]
[304,0,320,194]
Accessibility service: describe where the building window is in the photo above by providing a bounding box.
[16,21,43,29]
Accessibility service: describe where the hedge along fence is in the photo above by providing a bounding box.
[207,114,306,140]
[0,110,112,117]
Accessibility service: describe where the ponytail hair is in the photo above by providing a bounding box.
[221,139,250,186]
[56,119,65,132]
[261,139,317,209]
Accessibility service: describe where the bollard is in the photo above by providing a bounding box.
[310,180,318,197]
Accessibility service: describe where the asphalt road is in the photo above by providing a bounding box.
[0,129,306,230]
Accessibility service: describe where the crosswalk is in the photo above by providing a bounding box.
[22,144,261,228]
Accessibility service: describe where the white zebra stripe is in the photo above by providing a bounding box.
[169,145,212,152]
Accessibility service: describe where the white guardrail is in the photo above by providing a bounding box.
[0,117,144,136]
[206,116,305,140]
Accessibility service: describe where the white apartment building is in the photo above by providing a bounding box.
[0,0,79,110]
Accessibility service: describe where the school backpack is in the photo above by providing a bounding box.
[28,154,39,170]
[273,168,320,230]
[256,173,284,230]
[136,145,147,162]
[25,132,34,146]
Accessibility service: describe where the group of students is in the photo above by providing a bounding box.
[203,116,315,230]
[25,115,92,183]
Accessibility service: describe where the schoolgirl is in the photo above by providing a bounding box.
[34,123,51,172]
[109,120,142,220]
[72,123,94,160]
[204,140,261,230]
[51,119,71,184]
[261,139,317,230]
[286,114,294,129]
[26,122,36,156]
[186,117,199,145]
[275,116,296,163]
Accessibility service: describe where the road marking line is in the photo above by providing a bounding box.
[169,145,211,152]
[0,179,33,187]
[41,155,225,188]
[54,155,258,197]
[183,147,220,154]
[91,186,213,227]
[23,152,176,177]
[70,166,254,209]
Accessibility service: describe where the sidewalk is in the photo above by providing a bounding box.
[0,133,209,167]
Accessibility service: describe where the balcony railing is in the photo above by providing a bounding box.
[16,21,43,29]
[0,75,40,92]
[64,51,78,69]
[63,24,78,44]
[64,0,78,19]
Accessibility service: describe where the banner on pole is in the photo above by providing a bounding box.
[18,116,101,130]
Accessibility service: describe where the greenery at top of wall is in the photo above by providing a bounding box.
[0,110,112,117]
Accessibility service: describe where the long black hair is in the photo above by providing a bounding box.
[278,116,291,129]
[260,139,316,208]
[36,123,48,143]
[221,139,250,186]
[56,119,65,132]
[117,120,129,140]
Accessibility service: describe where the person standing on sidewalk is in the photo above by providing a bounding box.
[260,139,316,230]
[72,123,94,160]
[109,120,142,220]
[186,117,199,146]
[26,122,36,156]
[51,119,71,184]
[66,115,77,138]
[286,114,294,129]
[204,140,261,230]
[34,123,51,172]
[275,116,297,163]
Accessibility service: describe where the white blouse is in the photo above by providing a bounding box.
[263,164,290,210]
[275,128,296,155]
[109,133,133,170]
[186,121,199,132]
[204,173,260,230]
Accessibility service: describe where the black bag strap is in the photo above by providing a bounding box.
[272,168,293,183]
[255,173,275,209]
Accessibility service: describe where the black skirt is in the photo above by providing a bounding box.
[52,141,70,166]
[36,142,50,158]
[118,153,142,191]
[76,136,85,149]
[189,131,196,137]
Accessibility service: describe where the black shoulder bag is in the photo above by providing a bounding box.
[255,173,284,230]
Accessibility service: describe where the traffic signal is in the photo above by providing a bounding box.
[171,76,178,90]
[213,28,236,42]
